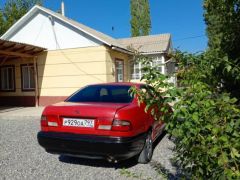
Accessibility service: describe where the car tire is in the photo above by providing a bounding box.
[138,130,153,164]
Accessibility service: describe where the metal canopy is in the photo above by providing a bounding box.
[0,39,46,59]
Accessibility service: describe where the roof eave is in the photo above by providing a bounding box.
[142,51,168,55]
[111,46,134,55]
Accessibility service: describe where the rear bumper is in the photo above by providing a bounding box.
[37,131,146,161]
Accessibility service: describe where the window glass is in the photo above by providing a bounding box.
[116,60,124,82]
[22,67,29,89]
[131,62,141,80]
[131,56,164,80]
[67,85,133,103]
[8,68,13,89]
[0,66,15,91]
[30,67,35,89]
[1,68,7,89]
[21,65,35,90]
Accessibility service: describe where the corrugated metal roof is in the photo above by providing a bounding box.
[117,34,171,53]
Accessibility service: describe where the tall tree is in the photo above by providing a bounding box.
[0,11,4,35]
[204,0,240,60]
[204,0,240,98]
[130,0,151,37]
[0,0,42,36]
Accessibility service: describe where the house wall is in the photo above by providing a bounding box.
[0,46,112,106]
[105,48,130,82]
[0,46,133,106]
[37,46,109,105]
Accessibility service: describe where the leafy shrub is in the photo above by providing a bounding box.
[131,51,240,179]
[170,82,240,179]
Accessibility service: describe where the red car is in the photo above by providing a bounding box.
[37,83,167,163]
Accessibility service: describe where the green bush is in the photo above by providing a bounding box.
[131,51,240,179]
[170,82,240,179]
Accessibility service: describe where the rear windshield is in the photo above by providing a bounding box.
[66,85,134,103]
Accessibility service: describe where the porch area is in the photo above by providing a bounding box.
[0,39,46,107]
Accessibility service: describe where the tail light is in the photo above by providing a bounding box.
[97,119,132,131]
[40,115,58,127]
[41,115,47,127]
[111,120,132,132]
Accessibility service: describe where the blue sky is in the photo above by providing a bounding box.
[1,0,208,53]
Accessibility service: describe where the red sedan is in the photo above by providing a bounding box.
[37,83,167,163]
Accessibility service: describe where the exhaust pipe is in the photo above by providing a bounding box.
[107,156,118,163]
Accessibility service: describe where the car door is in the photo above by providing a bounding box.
[140,85,164,140]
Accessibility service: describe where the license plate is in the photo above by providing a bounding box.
[62,118,94,128]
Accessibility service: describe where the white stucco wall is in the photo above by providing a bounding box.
[4,11,102,50]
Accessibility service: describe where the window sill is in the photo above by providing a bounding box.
[0,90,16,92]
[22,89,35,92]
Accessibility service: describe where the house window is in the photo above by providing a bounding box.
[0,65,15,91]
[131,56,164,80]
[131,62,141,80]
[152,57,163,73]
[115,59,124,82]
[21,64,35,91]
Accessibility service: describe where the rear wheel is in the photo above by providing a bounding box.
[138,131,153,164]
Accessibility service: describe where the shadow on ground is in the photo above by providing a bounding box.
[152,134,184,180]
[0,107,25,113]
[59,155,138,169]
[150,160,183,180]
[58,132,184,179]
[59,132,167,169]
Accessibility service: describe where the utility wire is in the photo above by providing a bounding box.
[173,35,206,42]
[50,19,104,82]
[48,16,206,82]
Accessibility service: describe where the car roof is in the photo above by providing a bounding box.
[89,82,145,87]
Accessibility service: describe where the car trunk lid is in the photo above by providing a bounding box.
[42,102,129,135]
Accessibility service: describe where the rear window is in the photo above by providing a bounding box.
[66,85,134,103]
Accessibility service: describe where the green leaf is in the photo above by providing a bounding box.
[192,113,199,121]
[218,152,228,166]
[219,135,228,142]
[231,148,240,158]
[226,65,232,72]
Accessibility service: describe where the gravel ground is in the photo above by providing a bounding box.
[0,115,179,180]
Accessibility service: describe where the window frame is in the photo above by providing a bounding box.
[20,64,35,92]
[131,62,141,80]
[131,55,164,80]
[115,59,124,82]
[0,65,16,92]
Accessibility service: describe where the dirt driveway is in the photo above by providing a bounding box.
[0,107,178,180]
